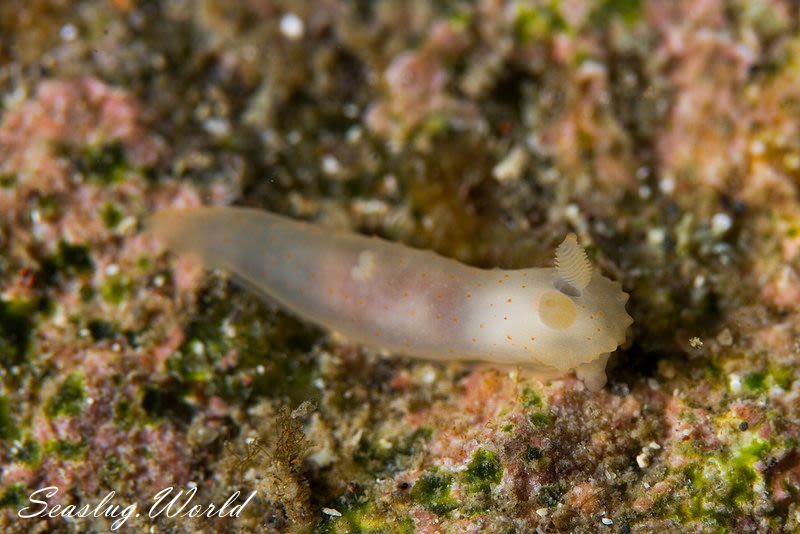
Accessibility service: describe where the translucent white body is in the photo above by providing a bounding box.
[150,207,633,390]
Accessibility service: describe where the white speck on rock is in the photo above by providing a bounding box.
[659,175,676,194]
[204,118,230,137]
[280,13,305,40]
[711,212,732,236]
[749,139,766,156]
[60,24,78,41]
[322,508,342,517]
[322,155,341,176]
[492,146,528,182]
[647,227,666,246]
[729,373,743,394]
[716,328,733,346]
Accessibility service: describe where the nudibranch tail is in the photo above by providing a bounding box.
[555,233,592,292]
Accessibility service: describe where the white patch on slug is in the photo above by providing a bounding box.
[351,250,377,282]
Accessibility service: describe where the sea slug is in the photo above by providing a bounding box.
[149,207,633,390]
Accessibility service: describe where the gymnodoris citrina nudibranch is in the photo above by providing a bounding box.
[149,207,633,391]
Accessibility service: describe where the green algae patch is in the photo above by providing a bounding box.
[730,363,798,397]
[411,468,458,516]
[45,439,88,460]
[0,298,35,368]
[0,484,27,509]
[79,142,129,184]
[354,427,432,475]
[100,275,133,305]
[460,448,505,513]
[514,2,568,42]
[743,371,766,392]
[680,436,773,526]
[0,395,18,440]
[321,501,414,534]
[520,385,544,408]
[12,438,41,466]
[46,373,86,418]
[48,241,94,277]
[0,173,16,188]
[590,0,643,25]
[523,445,543,462]
[528,412,551,428]
[102,202,123,228]
[463,449,503,492]
[520,384,551,428]
[39,241,94,287]
[171,286,321,405]
[537,483,567,508]
[86,318,119,341]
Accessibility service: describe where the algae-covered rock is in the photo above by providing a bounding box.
[0,0,798,532]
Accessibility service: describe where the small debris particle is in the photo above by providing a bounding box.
[204,118,230,137]
[601,517,613,526]
[322,507,342,517]
[321,154,341,176]
[659,175,676,194]
[60,24,77,41]
[280,13,305,40]
[729,374,743,394]
[716,328,733,346]
[636,452,649,468]
[492,146,528,182]
[688,336,703,348]
[647,227,666,246]
[710,212,732,236]
[749,139,766,156]
[536,508,548,517]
